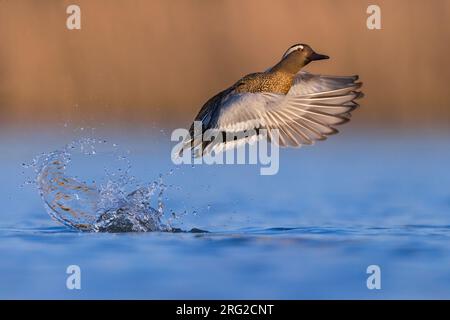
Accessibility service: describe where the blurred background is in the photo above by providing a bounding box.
[0,0,449,128]
[1,0,450,299]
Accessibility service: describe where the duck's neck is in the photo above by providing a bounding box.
[270,56,305,75]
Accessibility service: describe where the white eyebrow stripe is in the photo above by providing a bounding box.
[282,45,304,59]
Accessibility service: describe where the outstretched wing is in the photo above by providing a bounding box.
[183,72,363,156]
[188,87,234,137]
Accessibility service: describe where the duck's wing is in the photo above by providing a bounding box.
[289,71,362,97]
[178,87,234,155]
[182,72,362,156]
[188,87,235,137]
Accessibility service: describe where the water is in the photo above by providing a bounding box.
[29,139,171,233]
[1,126,450,299]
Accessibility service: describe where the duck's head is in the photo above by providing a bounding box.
[273,44,329,74]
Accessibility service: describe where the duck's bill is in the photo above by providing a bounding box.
[309,52,330,61]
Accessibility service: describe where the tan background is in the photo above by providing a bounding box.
[0,0,449,127]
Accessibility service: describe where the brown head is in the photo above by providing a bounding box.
[271,44,329,74]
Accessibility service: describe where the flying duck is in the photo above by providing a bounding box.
[182,43,363,156]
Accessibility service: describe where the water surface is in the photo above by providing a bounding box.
[1,127,449,299]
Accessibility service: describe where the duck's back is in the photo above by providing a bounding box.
[234,71,294,95]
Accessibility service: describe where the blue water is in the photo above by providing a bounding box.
[1,126,450,299]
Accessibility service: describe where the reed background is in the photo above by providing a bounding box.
[0,0,449,128]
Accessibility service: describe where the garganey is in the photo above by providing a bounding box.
[183,44,363,155]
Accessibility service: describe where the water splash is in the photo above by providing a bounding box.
[28,138,173,233]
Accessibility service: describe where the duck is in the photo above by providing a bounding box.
[182,43,363,156]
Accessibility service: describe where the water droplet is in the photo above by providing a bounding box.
[25,137,179,233]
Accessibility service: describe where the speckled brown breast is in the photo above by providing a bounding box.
[233,71,294,95]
